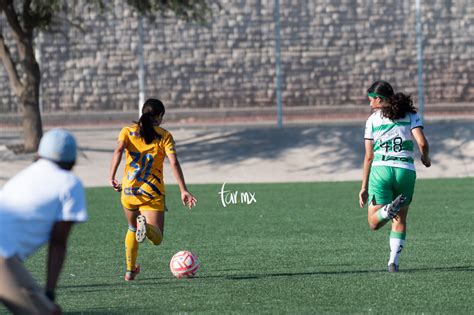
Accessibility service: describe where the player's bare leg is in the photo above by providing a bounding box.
[140,210,164,245]
[367,195,406,230]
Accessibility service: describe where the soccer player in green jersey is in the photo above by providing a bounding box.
[359,80,431,272]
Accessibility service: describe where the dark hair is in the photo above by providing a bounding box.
[367,80,416,120]
[138,99,165,144]
[57,161,75,170]
[33,155,75,170]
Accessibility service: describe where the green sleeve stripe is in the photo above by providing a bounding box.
[390,231,406,240]
[372,121,410,133]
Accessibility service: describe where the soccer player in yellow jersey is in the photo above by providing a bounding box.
[109,99,197,281]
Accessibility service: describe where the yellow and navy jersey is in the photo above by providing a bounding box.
[118,124,176,199]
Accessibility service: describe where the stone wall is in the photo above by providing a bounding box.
[1,0,473,113]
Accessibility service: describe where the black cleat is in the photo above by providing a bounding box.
[388,263,399,273]
[386,195,407,219]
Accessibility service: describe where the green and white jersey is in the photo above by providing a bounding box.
[364,110,423,171]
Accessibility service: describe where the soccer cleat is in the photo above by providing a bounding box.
[388,263,399,273]
[136,215,147,243]
[386,194,407,219]
[124,265,141,281]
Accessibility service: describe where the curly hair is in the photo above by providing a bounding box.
[367,80,417,120]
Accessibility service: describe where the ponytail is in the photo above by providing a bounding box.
[382,92,417,120]
[138,112,158,144]
[137,98,166,144]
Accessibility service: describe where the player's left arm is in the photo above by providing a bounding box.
[46,221,75,301]
[412,127,431,167]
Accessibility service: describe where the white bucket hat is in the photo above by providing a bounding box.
[38,129,77,163]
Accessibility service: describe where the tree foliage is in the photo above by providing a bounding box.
[0,0,215,152]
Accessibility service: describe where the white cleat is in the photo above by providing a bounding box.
[136,215,147,243]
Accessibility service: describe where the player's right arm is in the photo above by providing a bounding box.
[411,127,431,167]
[360,116,374,208]
[167,152,197,209]
[162,131,197,209]
[46,221,74,301]
[109,139,126,191]
[359,139,374,208]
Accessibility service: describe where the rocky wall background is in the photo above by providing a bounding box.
[0,0,473,113]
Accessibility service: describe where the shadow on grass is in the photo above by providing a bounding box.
[60,265,472,292]
[401,265,474,273]
[219,265,474,280]
[66,308,157,314]
[174,121,474,172]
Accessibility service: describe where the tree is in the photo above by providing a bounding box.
[0,0,213,152]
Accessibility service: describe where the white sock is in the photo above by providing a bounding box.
[376,205,390,221]
[388,237,405,266]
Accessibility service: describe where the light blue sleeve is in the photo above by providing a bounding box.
[410,112,423,129]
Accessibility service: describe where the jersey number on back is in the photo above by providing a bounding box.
[380,137,403,153]
[127,152,154,181]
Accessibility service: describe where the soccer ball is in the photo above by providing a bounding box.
[169,251,200,279]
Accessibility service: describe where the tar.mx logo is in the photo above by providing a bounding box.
[218,183,257,208]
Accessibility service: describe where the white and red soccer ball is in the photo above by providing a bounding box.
[169,251,200,279]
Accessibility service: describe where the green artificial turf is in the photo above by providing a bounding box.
[2,178,473,313]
